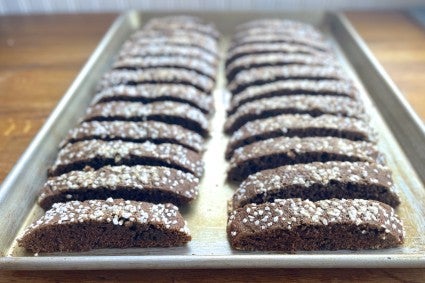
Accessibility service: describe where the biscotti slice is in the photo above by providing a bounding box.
[224,96,365,134]
[112,56,217,80]
[91,84,213,115]
[233,28,324,43]
[235,19,322,35]
[225,114,373,160]
[119,43,218,66]
[19,199,191,253]
[83,101,209,137]
[228,65,346,95]
[130,31,218,56]
[49,140,203,178]
[232,162,400,209]
[144,19,220,40]
[227,136,381,182]
[228,33,330,53]
[98,69,214,94]
[228,79,358,115]
[60,121,205,153]
[226,53,338,81]
[226,43,331,67]
[39,165,199,209]
[227,198,404,251]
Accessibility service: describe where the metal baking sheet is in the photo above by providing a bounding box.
[0,11,424,270]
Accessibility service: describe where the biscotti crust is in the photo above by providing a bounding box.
[224,95,365,134]
[19,199,191,253]
[227,198,404,252]
[227,136,381,182]
[225,114,373,159]
[83,101,210,137]
[91,84,214,115]
[232,162,400,209]
[49,140,204,178]
[39,165,199,209]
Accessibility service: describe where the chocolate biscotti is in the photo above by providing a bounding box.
[39,165,199,209]
[19,199,191,253]
[49,140,204,178]
[227,136,382,182]
[225,114,373,160]
[227,198,404,251]
[232,162,400,209]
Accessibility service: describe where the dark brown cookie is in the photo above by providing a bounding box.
[227,136,382,182]
[91,84,214,115]
[235,19,322,36]
[60,121,205,153]
[228,33,330,53]
[83,101,210,138]
[226,43,331,67]
[129,30,218,56]
[49,140,204,178]
[228,65,346,95]
[19,199,191,253]
[232,161,400,209]
[97,69,215,94]
[112,56,217,80]
[118,43,218,66]
[224,95,365,134]
[144,18,220,40]
[39,165,200,209]
[225,114,373,160]
[226,53,337,81]
[227,198,404,251]
[228,79,358,115]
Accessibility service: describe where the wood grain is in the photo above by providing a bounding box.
[0,12,424,281]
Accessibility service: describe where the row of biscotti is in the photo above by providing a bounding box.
[18,16,219,254]
[223,19,404,252]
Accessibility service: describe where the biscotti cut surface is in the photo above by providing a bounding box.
[19,199,191,253]
[39,165,199,209]
[232,162,400,209]
[227,198,404,251]
[49,140,204,178]
[227,136,381,182]
[60,121,205,153]
[225,114,373,159]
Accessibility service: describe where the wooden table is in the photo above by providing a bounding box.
[0,11,424,282]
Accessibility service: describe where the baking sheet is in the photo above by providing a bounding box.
[0,11,424,269]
